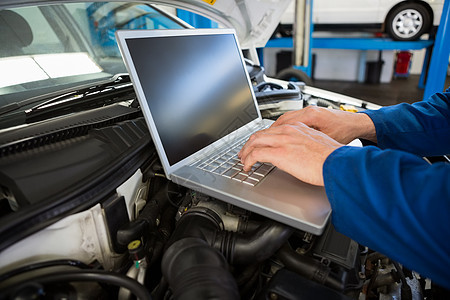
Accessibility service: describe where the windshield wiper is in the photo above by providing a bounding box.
[0,74,135,129]
[0,74,132,117]
[27,75,134,114]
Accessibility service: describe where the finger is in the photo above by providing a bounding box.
[239,125,297,159]
[238,130,277,160]
[272,110,300,127]
[274,106,325,129]
[241,146,281,172]
[239,125,312,172]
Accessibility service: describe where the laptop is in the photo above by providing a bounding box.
[116,28,330,235]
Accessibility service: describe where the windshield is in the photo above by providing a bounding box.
[0,2,185,107]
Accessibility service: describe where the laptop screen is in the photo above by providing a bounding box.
[125,32,259,165]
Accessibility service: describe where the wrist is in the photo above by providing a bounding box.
[355,112,377,143]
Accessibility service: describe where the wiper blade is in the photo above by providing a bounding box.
[0,73,132,117]
[26,74,134,115]
[0,74,135,130]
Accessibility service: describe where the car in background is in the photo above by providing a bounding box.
[279,0,444,41]
[3,1,444,300]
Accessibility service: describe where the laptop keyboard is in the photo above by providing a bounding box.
[195,135,274,186]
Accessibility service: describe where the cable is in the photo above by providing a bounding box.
[2,269,151,300]
[0,259,90,282]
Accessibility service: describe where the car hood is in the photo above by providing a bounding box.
[0,0,291,48]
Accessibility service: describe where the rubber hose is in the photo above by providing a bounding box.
[216,221,294,265]
[161,238,239,300]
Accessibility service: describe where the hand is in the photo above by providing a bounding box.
[273,106,377,144]
[238,122,344,186]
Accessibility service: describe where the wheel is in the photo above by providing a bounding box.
[385,3,431,41]
[275,67,313,86]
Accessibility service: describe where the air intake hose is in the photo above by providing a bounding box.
[161,206,294,299]
[161,238,239,300]
[214,221,294,265]
[166,206,294,265]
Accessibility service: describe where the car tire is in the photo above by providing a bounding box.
[276,67,313,85]
[385,3,431,41]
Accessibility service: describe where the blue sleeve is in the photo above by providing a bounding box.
[362,87,450,156]
[323,146,450,289]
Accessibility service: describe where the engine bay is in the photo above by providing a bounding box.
[0,80,445,300]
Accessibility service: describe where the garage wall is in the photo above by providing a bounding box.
[263,48,395,83]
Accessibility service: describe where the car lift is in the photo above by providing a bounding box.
[177,1,449,99]
[265,0,450,100]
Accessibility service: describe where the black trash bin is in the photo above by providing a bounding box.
[365,51,384,84]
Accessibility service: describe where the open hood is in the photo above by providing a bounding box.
[156,0,292,48]
[0,0,291,48]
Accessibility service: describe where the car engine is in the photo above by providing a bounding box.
[0,73,445,300]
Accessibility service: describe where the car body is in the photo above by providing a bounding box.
[1,1,435,299]
[280,0,445,40]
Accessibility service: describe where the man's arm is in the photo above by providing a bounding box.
[324,145,450,289]
[272,87,450,156]
[363,88,450,156]
[273,105,377,144]
[239,88,450,289]
[238,104,378,185]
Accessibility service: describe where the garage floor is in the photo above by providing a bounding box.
[313,75,450,106]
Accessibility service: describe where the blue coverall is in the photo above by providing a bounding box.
[323,87,450,289]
